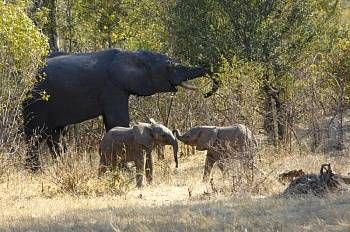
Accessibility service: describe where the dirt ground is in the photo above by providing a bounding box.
[1,150,350,231]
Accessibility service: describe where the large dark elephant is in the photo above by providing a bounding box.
[22,49,217,170]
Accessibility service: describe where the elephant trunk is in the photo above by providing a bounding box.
[173,65,210,84]
[173,129,183,141]
[173,129,190,146]
[172,65,219,97]
[171,139,179,168]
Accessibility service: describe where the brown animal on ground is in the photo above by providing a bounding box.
[340,175,350,185]
[278,169,305,185]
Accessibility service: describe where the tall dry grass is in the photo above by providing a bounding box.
[1,145,350,231]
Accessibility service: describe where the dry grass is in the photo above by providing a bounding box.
[1,148,350,231]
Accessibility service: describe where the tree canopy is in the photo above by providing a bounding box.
[1,0,350,148]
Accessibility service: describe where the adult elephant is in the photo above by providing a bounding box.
[22,49,217,171]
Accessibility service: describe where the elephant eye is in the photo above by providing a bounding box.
[166,64,174,73]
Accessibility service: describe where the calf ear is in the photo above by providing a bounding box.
[197,128,218,149]
[133,124,153,148]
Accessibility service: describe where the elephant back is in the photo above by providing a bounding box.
[100,127,133,152]
[217,124,255,148]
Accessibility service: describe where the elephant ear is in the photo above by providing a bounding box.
[133,123,153,149]
[196,127,218,150]
[109,53,154,96]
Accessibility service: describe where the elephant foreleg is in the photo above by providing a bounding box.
[98,151,110,176]
[203,152,217,182]
[102,91,129,130]
[135,152,146,188]
[145,152,153,184]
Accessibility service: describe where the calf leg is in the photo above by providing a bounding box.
[217,160,229,179]
[98,148,120,176]
[135,152,146,188]
[145,152,153,184]
[98,151,109,176]
[203,152,217,182]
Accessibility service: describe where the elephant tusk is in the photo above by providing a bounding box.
[179,81,198,90]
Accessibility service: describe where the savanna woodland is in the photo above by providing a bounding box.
[1,0,350,231]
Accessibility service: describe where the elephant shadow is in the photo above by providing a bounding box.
[4,191,346,231]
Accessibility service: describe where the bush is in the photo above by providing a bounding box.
[43,152,133,196]
[0,2,48,155]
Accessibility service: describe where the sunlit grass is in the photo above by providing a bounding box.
[1,148,350,231]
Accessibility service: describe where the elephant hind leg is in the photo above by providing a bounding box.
[25,137,41,172]
[135,152,146,188]
[217,160,229,179]
[203,152,216,183]
[47,127,66,160]
[98,151,117,176]
[97,165,107,177]
[24,129,46,172]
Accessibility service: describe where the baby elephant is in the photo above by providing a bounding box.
[99,119,178,187]
[174,124,257,182]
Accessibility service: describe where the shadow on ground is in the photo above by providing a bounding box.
[3,192,350,232]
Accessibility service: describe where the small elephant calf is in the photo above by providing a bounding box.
[174,124,257,182]
[99,119,178,187]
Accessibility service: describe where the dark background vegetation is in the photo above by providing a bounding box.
[1,0,350,157]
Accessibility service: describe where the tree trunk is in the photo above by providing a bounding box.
[263,83,289,146]
[44,0,59,52]
[311,83,321,151]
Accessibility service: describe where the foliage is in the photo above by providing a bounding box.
[118,0,171,52]
[54,0,170,52]
[326,30,350,91]
[1,0,350,153]
[0,2,48,153]
[0,1,48,86]
[168,0,345,143]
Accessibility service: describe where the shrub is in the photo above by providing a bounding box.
[0,2,48,156]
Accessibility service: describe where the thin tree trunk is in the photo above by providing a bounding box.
[328,77,345,151]
[271,96,279,146]
[263,83,278,145]
[263,80,290,146]
[338,102,344,150]
[337,81,344,151]
[46,0,59,52]
[66,0,73,52]
[310,77,323,151]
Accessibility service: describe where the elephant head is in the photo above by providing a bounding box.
[109,51,218,97]
[173,127,218,151]
[133,119,178,168]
